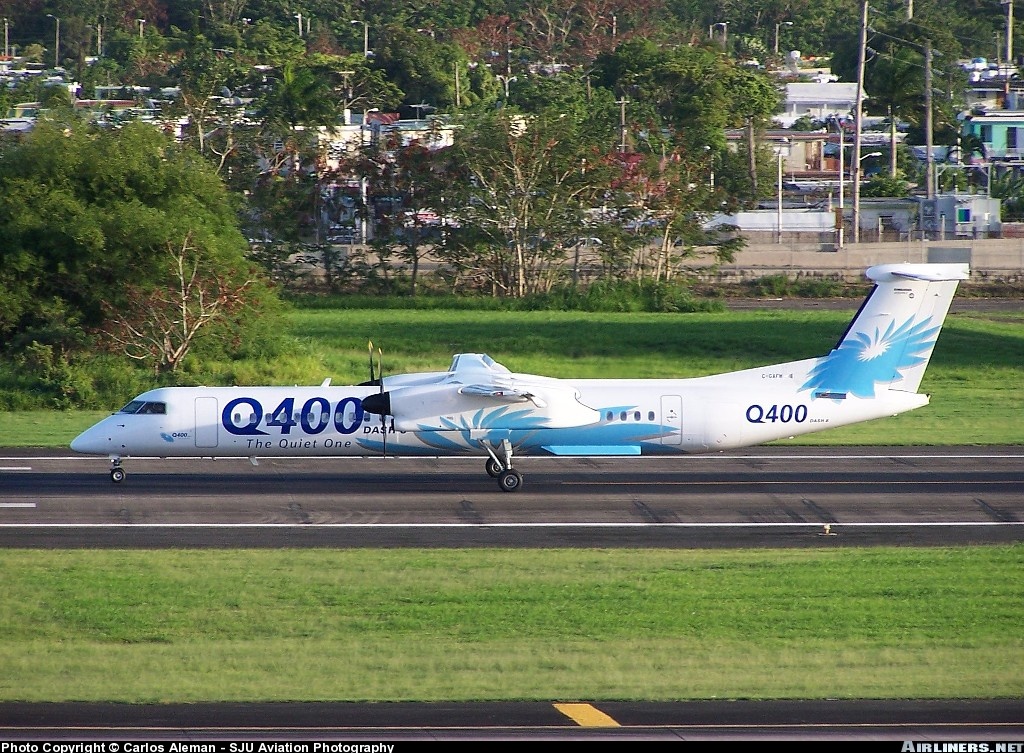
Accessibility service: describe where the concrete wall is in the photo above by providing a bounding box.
[692,237,1024,282]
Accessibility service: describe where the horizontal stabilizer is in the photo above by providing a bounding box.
[868,263,970,282]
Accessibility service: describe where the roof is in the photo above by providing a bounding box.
[785,82,859,105]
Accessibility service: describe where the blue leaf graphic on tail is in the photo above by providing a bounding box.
[801,316,940,398]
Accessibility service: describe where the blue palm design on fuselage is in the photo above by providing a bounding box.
[356,404,673,454]
[801,316,940,398]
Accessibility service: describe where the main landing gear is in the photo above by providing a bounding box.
[482,438,523,492]
[110,457,126,483]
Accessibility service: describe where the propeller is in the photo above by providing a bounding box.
[361,341,390,455]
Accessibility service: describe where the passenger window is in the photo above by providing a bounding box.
[634,411,641,421]
[606,412,613,421]
[620,411,627,421]
[648,411,655,421]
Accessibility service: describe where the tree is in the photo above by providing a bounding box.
[0,119,276,370]
[98,234,258,374]
[258,59,340,133]
[449,107,614,296]
[865,47,922,178]
[372,24,473,114]
[591,39,779,154]
[169,35,246,158]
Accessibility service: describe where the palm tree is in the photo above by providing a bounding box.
[866,48,922,177]
[259,61,339,133]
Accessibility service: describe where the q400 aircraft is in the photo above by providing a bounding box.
[72,263,968,492]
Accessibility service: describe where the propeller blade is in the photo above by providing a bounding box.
[377,346,386,456]
[368,340,376,384]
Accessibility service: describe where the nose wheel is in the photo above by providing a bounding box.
[110,458,126,483]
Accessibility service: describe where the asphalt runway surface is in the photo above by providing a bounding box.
[2,445,1021,740]
[1,446,1022,548]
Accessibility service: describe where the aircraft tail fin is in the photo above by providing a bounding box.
[801,263,968,399]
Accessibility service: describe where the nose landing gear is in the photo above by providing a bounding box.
[110,457,126,483]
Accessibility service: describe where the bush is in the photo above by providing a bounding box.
[518,280,724,313]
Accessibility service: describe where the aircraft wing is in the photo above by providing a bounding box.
[364,354,599,431]
[458,383,548,408]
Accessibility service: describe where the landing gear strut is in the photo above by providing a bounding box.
[110,457,126,483]
[482,439,523,492]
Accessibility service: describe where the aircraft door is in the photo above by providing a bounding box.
[659,395,682,445]
[194,397,219,448]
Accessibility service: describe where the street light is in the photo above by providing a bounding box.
[829,117,847,247]
[776,137,790,244]
[774,21,794,56]
[46,14,59,67]
[137,18,145,39]
[497,73,516,99]
[351,20,369,57]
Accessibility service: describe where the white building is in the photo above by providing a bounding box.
[777,82,858,128]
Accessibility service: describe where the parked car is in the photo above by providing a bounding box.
[327,227,356,244]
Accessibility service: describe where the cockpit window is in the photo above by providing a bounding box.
[119,400,166,415]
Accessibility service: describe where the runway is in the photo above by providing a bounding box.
[2,699,1023,741]
[2,445,1022,740]
[1,445,1021,548]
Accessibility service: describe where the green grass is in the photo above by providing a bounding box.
[0,547,1021,702]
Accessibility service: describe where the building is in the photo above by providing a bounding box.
[960,109,1024,161]
[776,82,858,128]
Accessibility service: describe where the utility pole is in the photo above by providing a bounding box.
[925,41,935,199]
[616,97,628,152]
[46,14,59,68]
[747,119,757,195]
[1004,0,1014,65]
[852,0,868,244]
[832,117,845,249]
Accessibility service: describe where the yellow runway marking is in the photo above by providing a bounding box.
[553,703,620,727]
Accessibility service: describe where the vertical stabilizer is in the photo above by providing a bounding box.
[801,263,969,398]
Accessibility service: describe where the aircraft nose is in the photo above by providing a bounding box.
[70,426,110,454]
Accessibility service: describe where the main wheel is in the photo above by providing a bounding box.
[485,457,504,478]
[497,468,523,492]
[110,467,126,483]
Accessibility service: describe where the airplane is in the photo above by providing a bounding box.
[71,262,969,492]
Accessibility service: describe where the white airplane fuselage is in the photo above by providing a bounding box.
[71,368,928,461]
[70,263,968,491]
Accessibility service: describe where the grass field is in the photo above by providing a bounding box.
[0,547,1021,702]
[1,303,1021,704]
